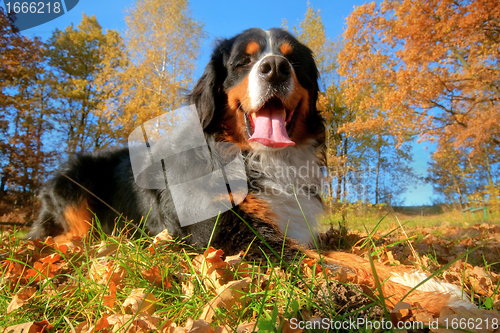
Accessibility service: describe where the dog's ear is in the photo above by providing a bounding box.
[187,39,232,131]
[293,41,325,145]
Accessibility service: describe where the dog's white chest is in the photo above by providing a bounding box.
[247,146,324,245]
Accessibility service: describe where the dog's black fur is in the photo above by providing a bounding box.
[29,28,325,259]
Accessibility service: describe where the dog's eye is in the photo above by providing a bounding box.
[236,57,252,68]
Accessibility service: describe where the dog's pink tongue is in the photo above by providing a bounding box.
[248,105,295,148]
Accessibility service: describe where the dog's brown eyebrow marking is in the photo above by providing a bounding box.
[245,41,260,54]
[280,42,293,55]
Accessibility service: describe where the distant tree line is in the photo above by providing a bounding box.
[1,0,498,221]
[0,0,204,218]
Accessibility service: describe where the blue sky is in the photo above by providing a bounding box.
[1,0,435,205]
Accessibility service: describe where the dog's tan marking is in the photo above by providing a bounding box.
[286,73,322,146]
[223,75,253,146]
[280,42,293,55]
[54,199,91,243]
[245,41,260,55]
[227,75,250,111]
[239,194,278,225]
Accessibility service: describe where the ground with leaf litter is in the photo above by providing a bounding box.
[1,221,499,332]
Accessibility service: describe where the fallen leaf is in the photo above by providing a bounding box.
[204,247,225,268]
[107,314,159,332]
[154,229,173,244]
[181,280,195,297]
[2,321,53,333]
[183,318,216,333]
[95,241,120,258]
[390,302,412,325]
[73,321,90,333]
[200,277,251,322]
[282,319,302,333]
[7,286,36,314]
[142,265,170,288]
[123,288,156,315]
[224,251,244,266]
[94,316,110,332]
[103,281,117,308]
[431,305,500,333]
[90,259,126,287]
[39,253,61,264]
[302,258,328,277]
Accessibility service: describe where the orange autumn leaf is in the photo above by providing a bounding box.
[7,287,36,314]
[302,258,329,277]
[123,288,157,315]
[103,281,117,308]
[39,253,61,264]
[142,265,171,288]
[2,320,53,333]
[338,0,500,151]
[204,247,225,267]
[25,260,61,282]
[94,315,111,332]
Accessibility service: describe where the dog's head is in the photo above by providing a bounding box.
[188,28,324,151]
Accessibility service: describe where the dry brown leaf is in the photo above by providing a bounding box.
[235,321,259,333]
[154,229,173,244]
[181,280,195,297]
[191,247,231,290]
[214,325,232,333]
[390,302,412,324]
[107,314,159,332]
[142,266,161,285]
[224,251,244,266]
[142,265,171,288]
[331,268,348,283]
[235,263,260,278]
[73,321,90,333]
[200,277,252,322]
[95,316,110,332]
[2,321,53,333]
[103,281,117,308]
[431,305,500,333]
[123,288,157,315]
[24,259,63,282]
[204,247,225,267]
[282,319,303,333]
[1,260,26,284]
[183,318,216,333]
[72,316,110,333]
[7,286,36,314]
[381,251,400,265]
[302,258,328,277]
[160,318,216,333]
[95,241,120,258]
[90,259,126,287]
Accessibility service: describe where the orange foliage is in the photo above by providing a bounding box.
[339,0,500,150]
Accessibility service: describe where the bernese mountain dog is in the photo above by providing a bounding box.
[28,27,474,315]
[28,28,325,260]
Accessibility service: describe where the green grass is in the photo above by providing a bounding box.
[0,223,386,332]
[2,207,499,332]
[322,204,500,233]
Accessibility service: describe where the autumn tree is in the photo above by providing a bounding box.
[294,4,418,207]
[339,0,500,150]
[428,139,499,207]
[339,0,499,206]
[292,5,354,206]
[115,0,205,135]
[0,7,52,210]
[44,14,127,154]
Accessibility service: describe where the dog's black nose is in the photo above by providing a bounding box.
[259,56,291,84]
